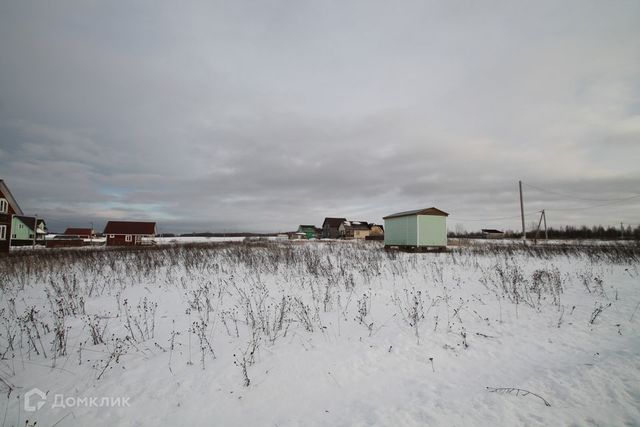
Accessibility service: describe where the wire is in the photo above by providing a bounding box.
[545,195,640,212]
[523,182,640,202]
[449,210,540,222]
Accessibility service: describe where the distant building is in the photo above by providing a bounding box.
[297,225,318,239]
[338,221,371,239]
[10,216,47,246]
[369,224,384,236]
[0,180,23,253]
[481,229,504,239]
[383,207,449,249]
[64,228,96,239]
[322,217,346,239]
[103,221,156,246]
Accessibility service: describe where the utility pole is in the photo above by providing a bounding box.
[534,210,544,245]
[519,180,526,243]
[621,222,624,239]
[543,210,548,241]
[90,221,94,245]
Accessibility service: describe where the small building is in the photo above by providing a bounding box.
[10,216,47,246]
[297,225,318,239]
[369,224,384,236]
[481,229,504,239]
[383,207,449,249]
[103,221,156,246]
[64,228,96,239]
[322,217,346,239]
[289,232,306,240]
[338,221,371,239]
[0,180,24,253]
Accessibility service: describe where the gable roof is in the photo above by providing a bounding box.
[481,229,503,234]
[298,225,316,231]
[0,180,24,215]
[322,217,346,228]
[383,207,449,219]
[103,221,156,235]
[64,228,94,236]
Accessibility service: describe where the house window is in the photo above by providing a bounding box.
[0,199,7,213]
[125,235,132,242]
[0,225,6,240]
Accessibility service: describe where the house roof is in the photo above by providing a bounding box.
[64,228,94,236]
[344,221,370,230]
[0,180,24,215]
[298,225,316,231]
[383,207,449,219]
[322,217,346,228]
[481,229,503,234]
[103,221,156,235]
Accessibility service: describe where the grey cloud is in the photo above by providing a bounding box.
[1,0,639,233]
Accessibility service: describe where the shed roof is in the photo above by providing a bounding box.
[383,207,449,219]
[104,221,156,235]
[0,180,24,215]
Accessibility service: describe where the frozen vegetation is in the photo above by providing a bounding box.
[0,241,639,426]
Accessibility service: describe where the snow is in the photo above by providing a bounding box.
[0,241,638,426]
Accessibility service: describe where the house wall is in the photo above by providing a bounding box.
[384,216,417,246]
[11,217,34,241]
[353,229,370,239]
[384,215,446,247]
[106,234,143,246]
[417,215,447,247]
[0,213,10,253]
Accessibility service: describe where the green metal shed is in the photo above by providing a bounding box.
[383,207,449,249]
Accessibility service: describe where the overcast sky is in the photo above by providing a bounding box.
[1,1,639,233]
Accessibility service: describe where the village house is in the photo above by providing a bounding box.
[0,180,24,253]
[383,207,449,250]
[10,216,47,246]
[322,217,346,239]
[103,221,156,246]
[481,229,504,239]
[296,225,320,239]
[64,228,96,239]
[369,224,384,235]
[338,221,372,239]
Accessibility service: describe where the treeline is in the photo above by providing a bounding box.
[449,224,640,240]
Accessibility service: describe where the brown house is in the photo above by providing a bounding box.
[103,221,156,246]
[64,228,96,239]
[0,180,24,254]
[322,217,346,239]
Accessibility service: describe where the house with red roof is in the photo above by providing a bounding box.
[103,221,156,246]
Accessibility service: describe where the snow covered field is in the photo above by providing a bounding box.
[0,241,639,426]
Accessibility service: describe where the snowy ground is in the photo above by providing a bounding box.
[0,241,639,426]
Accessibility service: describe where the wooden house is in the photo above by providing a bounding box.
[10,216,47,246]
[338,221,371,239]
[296,225,318,239]
[103,221,156,246]
[0,180,24,253]
[383,207,448,249]
[321,217,346,239]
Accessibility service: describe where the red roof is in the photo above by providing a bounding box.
[64,228,93,236]
[103,221,156,235]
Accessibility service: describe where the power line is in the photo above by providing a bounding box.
[523,182,640,202]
